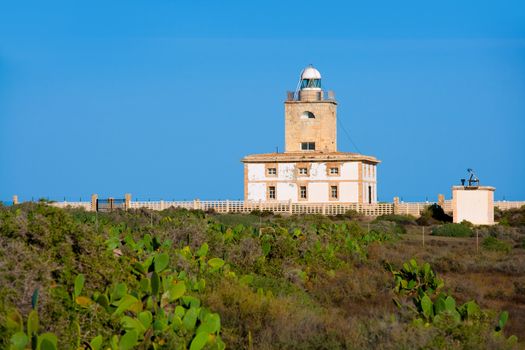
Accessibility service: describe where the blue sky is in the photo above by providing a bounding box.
[1,1,524,202]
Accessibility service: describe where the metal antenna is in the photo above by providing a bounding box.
[293,67,306,100]
[467,169,480,187]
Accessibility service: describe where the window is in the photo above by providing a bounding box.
[330,186,338,199]
[301,111,315,119]
[268,186,276,199]
[301,142,315,151]
[300,186,307,199]
[267,168,277,176]
[327,163,341,176]
[300,78,321,89]
[299,167,308,175]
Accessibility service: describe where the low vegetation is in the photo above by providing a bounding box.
[0,203,524,349]
[432,222,473,237]
[483,236,512,253]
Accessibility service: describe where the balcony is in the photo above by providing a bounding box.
[286,90,336,102]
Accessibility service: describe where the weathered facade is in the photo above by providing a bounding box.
[242,66,380,204]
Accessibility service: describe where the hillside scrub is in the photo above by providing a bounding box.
[374,214,417,226]
[483,236,512,253]
[432,222,473,237]
[0,203,523,349]
[417,204,453,226]
[496,206,525,227]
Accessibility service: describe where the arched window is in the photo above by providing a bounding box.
[301,111,315,119]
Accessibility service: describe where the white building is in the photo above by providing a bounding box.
[242,66,380,204]
[452,186,495,225]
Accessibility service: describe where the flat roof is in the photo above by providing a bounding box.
[241,151,380,164]
[452,186,495,191]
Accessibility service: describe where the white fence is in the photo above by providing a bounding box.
[49,201,91,211]
[47,199,524,217]
[130,200,395,216]
[394,202,433,217]
[495,201,525,210]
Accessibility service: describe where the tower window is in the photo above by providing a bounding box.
[300,186,307,199]
[267,168,277,176]
[301,142,315,151]
[329,167,339,175]
[268,186,276,199]
[301,111,315,119]
[300,78,321,89]
[330,185,338,199]
[298,167,308,175]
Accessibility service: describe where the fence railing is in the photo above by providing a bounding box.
[394,202,432,216]
[47,199,524,217]
[495,201,525,210]
[443,200,453,213]
[130,200,396,216]
[286,90,336,102]
[49,201,91,211]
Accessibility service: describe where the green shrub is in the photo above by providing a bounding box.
[388,259,517,347]
[214,213,262,227]
[249,209,274,217]
[332,209,362,220]
[417,204,452,225]
[370,220,406,235]
[459,220,474,228]
[496,205,525,227]
[373,214,416,226]
[432,223,473,237]
[482,236,511,253]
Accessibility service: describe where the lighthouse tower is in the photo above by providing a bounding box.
[242,66,380,204]
[285,66,337,153]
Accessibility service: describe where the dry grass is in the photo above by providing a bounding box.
[382,229,525,342]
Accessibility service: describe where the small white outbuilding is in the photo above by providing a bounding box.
[452,185,495,225]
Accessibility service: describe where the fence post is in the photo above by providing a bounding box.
[125,193,131,210]
[91,194,98,212]
[289,199,293,215]
[160,200,165,210]
[476,230,479,253]
[322,203,326,215]
[193,199,199,210]
[438,194,445,208]
[393,197,399,215]
[226,200,230,213]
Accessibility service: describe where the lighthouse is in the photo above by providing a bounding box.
[242,66,380,204]
[284,66,337,153]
